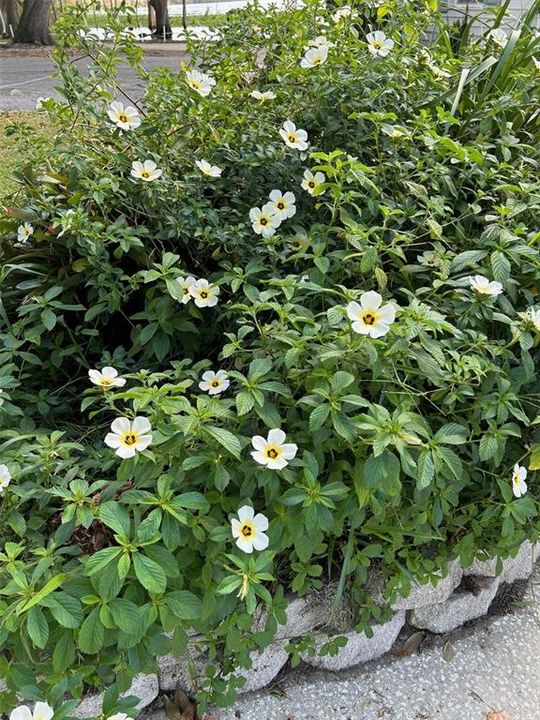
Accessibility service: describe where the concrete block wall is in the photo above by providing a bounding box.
[70,541,539,713]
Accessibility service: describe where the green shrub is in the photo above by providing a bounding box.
[0,0,539,712]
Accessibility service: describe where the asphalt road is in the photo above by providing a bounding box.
[0,49,186,111]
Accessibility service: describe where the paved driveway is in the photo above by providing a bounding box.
[0,49,186,110]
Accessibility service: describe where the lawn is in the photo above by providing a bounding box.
[0,112,54,198]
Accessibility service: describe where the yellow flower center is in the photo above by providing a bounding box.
[211,380,220,388]
[362,311,378,326]
[288,135,297,143]
[192,81,201,90]
[260,218,268,226]
[240,521,254,538]
[200,290,209,299]
[183,286,190,295]
[118,113,128,123]
[141,170,150,178]
[99,377,113,387]
[308,181,315,188]
[121,431,139,447]
[277,202,285,210]
[265,445,281,460]
[373,41,383,50]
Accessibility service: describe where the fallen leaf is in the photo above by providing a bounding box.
[442,640,455,662]
[393,631,425,656]
[484,711,511,720]
[163,690,199,720]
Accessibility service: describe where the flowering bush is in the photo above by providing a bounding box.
[1,0,540,712]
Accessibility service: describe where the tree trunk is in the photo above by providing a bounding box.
[148,0,171,39]
[147,1,156,31]
[0,0,22,36]
[13,0,52,44]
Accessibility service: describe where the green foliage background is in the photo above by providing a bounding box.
[0,0,539,711]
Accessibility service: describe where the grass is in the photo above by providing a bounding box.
[84,11,228,28]
[0,112,54,198]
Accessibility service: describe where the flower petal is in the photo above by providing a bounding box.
[253,513,269,531]
[10,707,33,720]
[251,435,267,451]
[132,416,151,434]
[104,432,121,449]
[111,417,130,435]
[281,443,298,460]
[346,301,361,321]
[360,291,382,310]
[33,703,54,720]
[267,428,286,445]
[237,505,255,522]
[252,532,269,551]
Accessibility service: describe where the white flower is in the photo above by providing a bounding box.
[0,464,11,493]
[533,57,540,71]
[251,428,298,470]
[107,714,134,720]
[17,222,34,242]
[366,30,394,57]
[189,278,220,307]
[199,369,230,395]
[196,159,222,177]
[488,28,508,48]
[468,275,503,296]
[300,45,329,69]
[287,229,309,253]
[10,703,54,720]
[525,307,540,332]
[301,169,325,195]
[250,90,276,101]
[178,276,197,304]
[88,366,126,389]
[130,160,162,182]
[511,463,527,498]
[332,6,352,22]
[266,190,296,220]
[107,101,141,131]
[279,121,309,151]
[249,206,282,237]
[306,35,334,50]
[346,291,396,338]
[185,69,215,97]
[36,96,50,110]
[231,505,269,553]
[104,417,152,459]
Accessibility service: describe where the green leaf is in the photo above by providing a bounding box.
[19,574,66,613]
[165,591,202,620]
[236,390,255,416]
[417,450,435,490]
[248,357,272,380]
[99,501,131,537]
[309,404,330,431]
[78,607,104,654]
[490,251,510,283]
[479,434,498,462]
[26,606,49,648]
[41,308,57,331]
[109,598,141,634]
[133,552,167,594]
[176,492,209,510]
[53,633,76,673]
[434,423,467,445]
[85,547,122,575]
[204,426,242,459]
[44,592,84,628]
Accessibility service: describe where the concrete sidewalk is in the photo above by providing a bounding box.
[0,52,186,111]
[145,569,540,720]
